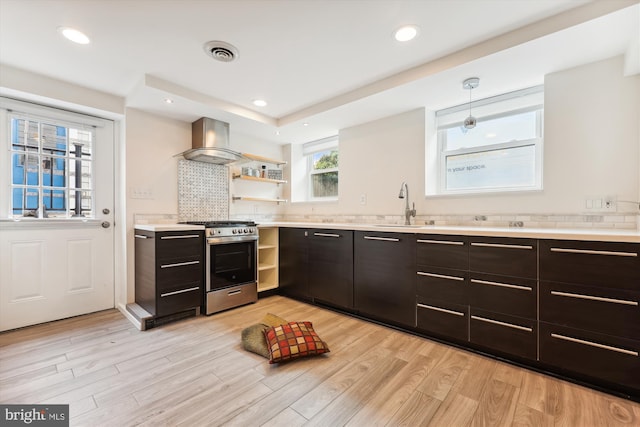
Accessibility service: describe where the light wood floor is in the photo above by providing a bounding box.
[1,295,639,427]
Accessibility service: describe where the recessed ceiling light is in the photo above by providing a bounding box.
[394,25,419,42]
[486,133,497,138]
[303,123,309,127]
[164,98,174,104]
[253,99,267,107]
[57,27,90,44]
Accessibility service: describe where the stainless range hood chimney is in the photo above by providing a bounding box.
[179,117,245,165]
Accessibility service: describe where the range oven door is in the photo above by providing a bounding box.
[206,239,257,292]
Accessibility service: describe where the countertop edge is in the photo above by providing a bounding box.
[257,222,640,243]
[135,224,205,232]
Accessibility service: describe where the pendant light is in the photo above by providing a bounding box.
[462,77,479,129]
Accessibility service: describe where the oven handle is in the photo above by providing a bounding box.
[206,235,258,245]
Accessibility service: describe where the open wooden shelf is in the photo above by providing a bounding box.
[232,196,287,204]
[240,153,287,166]
[232,174,287,184]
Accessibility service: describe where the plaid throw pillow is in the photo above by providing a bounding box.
[263,321,330,364]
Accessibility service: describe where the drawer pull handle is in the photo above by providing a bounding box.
[160,260,200,269]
[550,291,638,306]
[160,286,200,298]
[471,242,533,250]
[160,234,200,240]
[314,233,341,238]
[134,234,149,239]
[471,315,533,332]
[550,248,637,257]
[228,289,242,296]
[551,333,638,356]
[417,271,465,282]
[417,239,464,246]
[471,279,532,292]
[417,303,465,317]
[364,236,400,242]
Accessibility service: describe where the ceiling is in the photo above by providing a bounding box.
[1,0,638,144]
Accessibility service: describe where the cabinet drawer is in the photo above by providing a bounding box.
[539,322,640,392]
[156,231,203,258]
[416,235,468,270]
[540,240,640,291]
[470,272,537,319]
[469,237,537,278]
[470,308,537,360]
[416,297,468,342]
[156,284,201,316]
[416,267,468,305]
[540,281,640,340]
[156,257,203,290]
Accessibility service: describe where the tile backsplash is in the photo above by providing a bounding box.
[267,212,638,230]
[178,160,228,221]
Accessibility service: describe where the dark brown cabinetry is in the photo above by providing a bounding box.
[278,227,310,300]
[468,237,538,360]
[135,229,204,319]
[415,235,469,342]
[309,229,354,309]
[354,231,416,327]
[279,227,354,309]
[539,239,640,393]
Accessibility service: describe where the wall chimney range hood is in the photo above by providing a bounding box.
[179,117,245,165]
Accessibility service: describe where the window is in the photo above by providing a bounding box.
[304,136,338,200]
[433,86,543,195]
[9,114,95,218]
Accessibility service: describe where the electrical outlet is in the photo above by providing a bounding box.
[585,196,616,212]
[603,196,617,211]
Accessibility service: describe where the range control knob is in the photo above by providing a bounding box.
[244,228,249,233]
[232,229,237,234]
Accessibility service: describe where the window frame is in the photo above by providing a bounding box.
[7,111,97,219]
[303,136,339,202]
[435,94,544,196]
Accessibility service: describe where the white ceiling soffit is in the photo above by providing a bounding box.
[0,0,638,144]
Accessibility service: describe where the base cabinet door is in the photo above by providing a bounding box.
[279,228,310,300]
[309,229,354,309]
[354,231,416,327]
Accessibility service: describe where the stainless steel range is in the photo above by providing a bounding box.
[182,220,258,315]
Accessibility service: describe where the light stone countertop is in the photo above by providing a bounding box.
[257,221,640,243]
[134,224,205,232]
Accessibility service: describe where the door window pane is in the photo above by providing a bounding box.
[9,116,95,218]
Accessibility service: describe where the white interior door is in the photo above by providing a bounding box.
[0,98,115,331]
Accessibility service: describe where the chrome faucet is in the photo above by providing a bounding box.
[398,181,416,225]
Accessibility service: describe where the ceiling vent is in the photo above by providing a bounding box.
[203,41,239,62]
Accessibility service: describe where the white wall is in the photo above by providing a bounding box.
[542,55,639,214]
[285,108,426,218]
[124,108,191,303]
[284,55,640,219]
